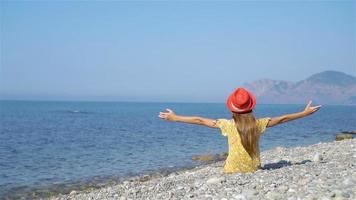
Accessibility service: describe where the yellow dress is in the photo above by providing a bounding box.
[216,118,271,173]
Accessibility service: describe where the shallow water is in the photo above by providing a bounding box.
[0,101,355,198]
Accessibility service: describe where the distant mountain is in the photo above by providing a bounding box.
[244,71,356,105]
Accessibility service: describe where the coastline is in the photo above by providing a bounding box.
[49,139,356,200]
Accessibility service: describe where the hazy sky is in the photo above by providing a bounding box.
[1,1,355,102]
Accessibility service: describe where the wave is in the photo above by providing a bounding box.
[66,110,92,114]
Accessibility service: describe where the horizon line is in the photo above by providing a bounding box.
[0,98,355,106]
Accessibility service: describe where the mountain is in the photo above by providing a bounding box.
[244,71,356,105]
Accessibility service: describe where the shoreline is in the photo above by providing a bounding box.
[47,139,355,200]
[1,164,204,200]
[2,158,219,199]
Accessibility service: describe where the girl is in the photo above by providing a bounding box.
[158,87,321,173]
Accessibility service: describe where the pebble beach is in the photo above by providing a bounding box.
[49,139,356,200]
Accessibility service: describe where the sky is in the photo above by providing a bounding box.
[1,1,355,102]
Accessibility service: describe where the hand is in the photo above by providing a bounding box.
[159,109,177,121]
[303,100,321,116]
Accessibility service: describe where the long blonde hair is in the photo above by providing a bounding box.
[232,112,259,159]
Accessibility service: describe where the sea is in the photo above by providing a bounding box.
[0,100,355,199]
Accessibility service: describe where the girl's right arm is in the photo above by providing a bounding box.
[158,109,218,128]
[267,101,321,127]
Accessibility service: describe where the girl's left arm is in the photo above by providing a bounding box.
[159,109,218,128]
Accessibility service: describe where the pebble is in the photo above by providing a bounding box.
[342,178,352,186]
[243,189,258,197]
[313,153,323,162]
[48,139,356,200]
[233,194,247,200]
[206,177,226,184]
[176,186,184,190]
[277,185,288,193]
[266,191,282,199]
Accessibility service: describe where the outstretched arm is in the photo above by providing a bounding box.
[267,101,321,127]
[158,109,218,128]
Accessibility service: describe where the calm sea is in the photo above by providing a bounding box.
[0,100,355,198]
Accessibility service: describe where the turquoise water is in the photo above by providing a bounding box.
[0,100,355,198]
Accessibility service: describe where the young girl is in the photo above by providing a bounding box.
[159,87,321,173]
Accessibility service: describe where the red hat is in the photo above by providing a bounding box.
[227,88,256,113]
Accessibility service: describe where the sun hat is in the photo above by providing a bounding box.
[227,87,256,113]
